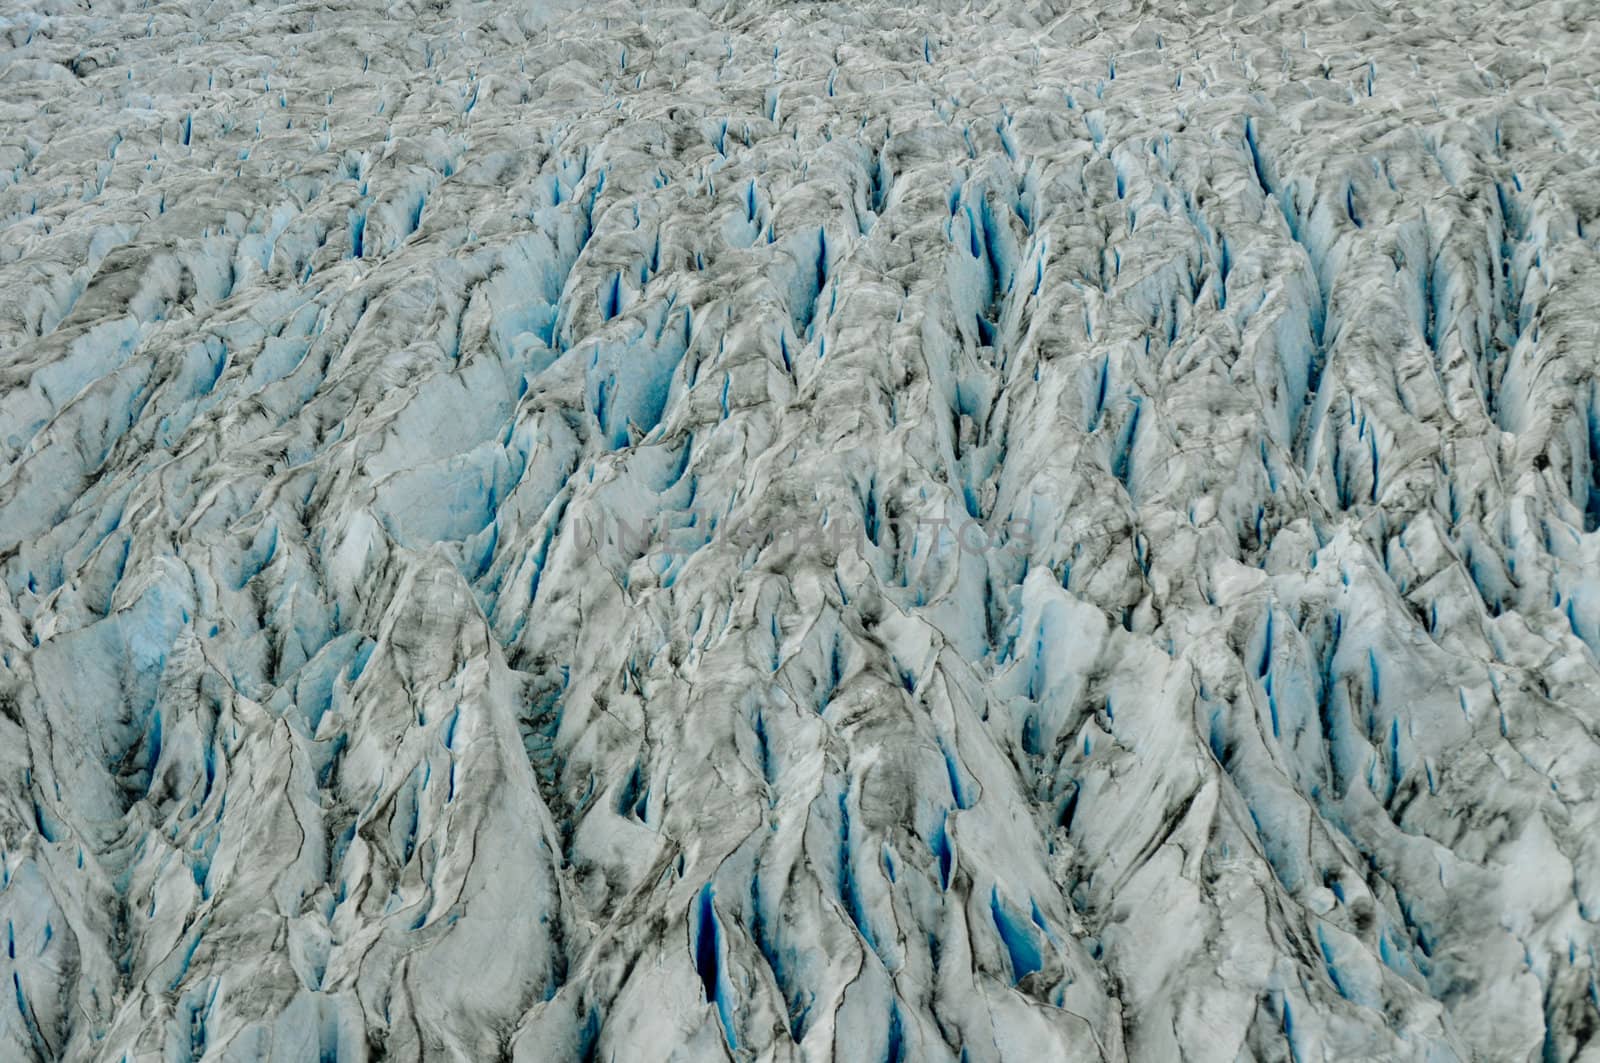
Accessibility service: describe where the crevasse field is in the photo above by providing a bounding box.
[2,0,1599,1058]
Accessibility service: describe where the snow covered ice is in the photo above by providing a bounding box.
[2,0,1600,1057]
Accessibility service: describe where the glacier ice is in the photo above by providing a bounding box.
[2,0,1600,1059]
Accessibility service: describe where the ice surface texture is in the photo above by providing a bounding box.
[1,0,1599,1058]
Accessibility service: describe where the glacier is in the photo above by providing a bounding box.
[2,0,1600,1058]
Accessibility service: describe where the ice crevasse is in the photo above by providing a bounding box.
[1,0,1600,1059]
